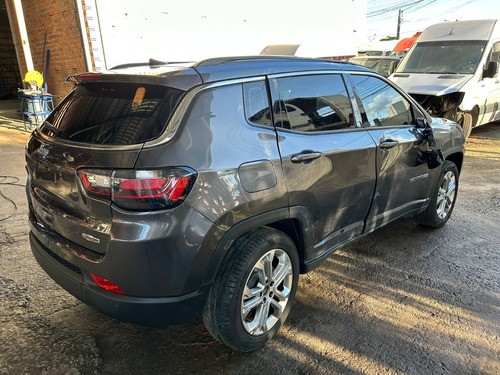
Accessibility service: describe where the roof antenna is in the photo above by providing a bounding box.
[149,58,167,67]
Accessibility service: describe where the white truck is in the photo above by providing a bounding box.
[390,19,500,138]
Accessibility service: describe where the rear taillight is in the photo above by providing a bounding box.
[79,167,196,211]
[90,273,125,295]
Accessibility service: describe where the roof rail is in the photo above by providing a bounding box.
[193,55,335,67]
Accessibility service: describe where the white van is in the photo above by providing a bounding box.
[390,19,500,138]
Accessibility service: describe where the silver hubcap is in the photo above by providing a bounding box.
[241,249,293,336]
[436,171,456,219]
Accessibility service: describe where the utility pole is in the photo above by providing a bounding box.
[397,9,403,39]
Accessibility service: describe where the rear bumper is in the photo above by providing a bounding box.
[30,231,208,327]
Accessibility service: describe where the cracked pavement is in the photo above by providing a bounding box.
[0,99,499,374]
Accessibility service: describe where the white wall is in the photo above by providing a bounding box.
[91,0,365,68]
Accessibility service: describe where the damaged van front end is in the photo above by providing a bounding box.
[390,19,500,138]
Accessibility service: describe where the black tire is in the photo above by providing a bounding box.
[460,112,473,139]
[415,160,459,228]
[203,227,299,352]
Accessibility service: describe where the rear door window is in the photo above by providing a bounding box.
[40,82,184,145]
[273,74,355,132]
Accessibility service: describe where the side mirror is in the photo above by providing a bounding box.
[416,117,428,129]
[484,61,499,78]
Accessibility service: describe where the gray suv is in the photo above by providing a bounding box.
[26,56,465,352]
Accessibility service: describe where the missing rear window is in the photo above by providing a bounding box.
[41,82,184,145]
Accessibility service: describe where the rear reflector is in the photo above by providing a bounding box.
[117,177,169,197]
[90,273,125,295]
[79,167,196,211]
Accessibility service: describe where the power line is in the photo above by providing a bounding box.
[367,0,462,20]
[366,0,477,37]
[367,0,428,18]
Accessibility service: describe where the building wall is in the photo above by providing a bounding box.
[81,0,95,71]
[7,0,87,100]
[0,1,21,97]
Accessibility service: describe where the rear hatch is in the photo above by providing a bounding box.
[26,74,187,254]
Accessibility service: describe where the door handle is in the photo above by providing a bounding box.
[379,140,399,149]
[291,151,323,163]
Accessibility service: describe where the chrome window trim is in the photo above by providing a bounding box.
[267,69,352,80]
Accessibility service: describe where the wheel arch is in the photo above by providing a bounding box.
[445,152,464,173]
[471,105,480,127]
[201,206,314,287]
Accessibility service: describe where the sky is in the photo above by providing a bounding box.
[94,0,364,66]
[367,0,500,41]
[91,0,500,68]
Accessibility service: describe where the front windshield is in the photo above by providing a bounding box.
[351,58,380,69]
[396,40,487,74]
[350,58,398,76]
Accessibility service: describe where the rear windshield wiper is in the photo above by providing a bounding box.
[41,122,67,139]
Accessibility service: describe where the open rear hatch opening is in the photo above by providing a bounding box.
[39,80,185,145]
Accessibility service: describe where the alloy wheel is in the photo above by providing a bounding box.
[436,171,456,219]
[240,249,293,336]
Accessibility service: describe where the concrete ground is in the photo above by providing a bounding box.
[0,98,499,374]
